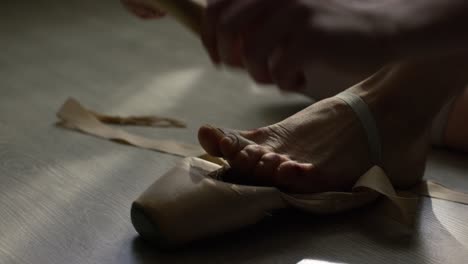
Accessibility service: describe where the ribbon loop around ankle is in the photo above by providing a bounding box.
[336,92,382,166]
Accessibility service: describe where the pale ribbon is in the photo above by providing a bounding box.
[56,98,204,157]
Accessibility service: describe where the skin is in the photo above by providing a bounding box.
[198,54,468,192]
[445,89,468,151]
[123,0,468,90]
[122,0,468,192]
[201,0,468,88]
[121,0,166,19]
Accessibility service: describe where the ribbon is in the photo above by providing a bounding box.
[56,98,204,157]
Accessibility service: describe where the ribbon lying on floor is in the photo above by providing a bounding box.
[56,98,204,157]
[56,98,468,246]
[89,110,186,128]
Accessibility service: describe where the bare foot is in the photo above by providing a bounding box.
[199,85,429,193]
[199,54,468,193]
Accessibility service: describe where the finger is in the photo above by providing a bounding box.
[132,7,164,19]
[123,1,166,19]
[202,0,233,64]
[268,46,307,92]
[216,0,276,67]
[268,24,318,92]
[242,3,307,83]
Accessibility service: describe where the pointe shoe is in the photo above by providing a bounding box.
[131,156,400,247]
[131,92,418,247]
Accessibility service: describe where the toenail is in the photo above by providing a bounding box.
[223,136,233,145]
[216,127,227,135]
[226,135,239,146]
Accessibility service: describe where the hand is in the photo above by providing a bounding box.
[202,0,400,91]
[121,0,167,19]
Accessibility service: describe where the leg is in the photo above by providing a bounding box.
[301,67,468,153]
[199,54,468,193]
[432,87,468,151]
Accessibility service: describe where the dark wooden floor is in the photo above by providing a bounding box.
[1,1,467,263]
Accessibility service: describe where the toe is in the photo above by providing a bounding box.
[219,131,255,160]
[253,153,289,186]
[198,125,225,157]
[198,125,256,159]
[276,161,325,193]
[219,135,239,159]
[229,144,265,175]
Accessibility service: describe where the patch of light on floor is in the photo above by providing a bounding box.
[431,199,468,249]
[297,260,346,264]
[111,67,205,113]
[248,83,313,102]
[248,83,280,96]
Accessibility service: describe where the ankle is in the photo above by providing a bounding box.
[348,77,431,140]
[350,57,468,135]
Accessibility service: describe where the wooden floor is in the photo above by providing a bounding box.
[1,1,467,263]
